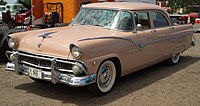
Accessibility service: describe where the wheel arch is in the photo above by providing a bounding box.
[98,57,122,78]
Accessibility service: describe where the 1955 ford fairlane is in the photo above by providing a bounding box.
[6,2,195,96]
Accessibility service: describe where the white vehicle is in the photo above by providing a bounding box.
[5,4,27,17]
[0,5,6,23]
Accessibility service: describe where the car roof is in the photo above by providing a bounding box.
[83,2,164,11]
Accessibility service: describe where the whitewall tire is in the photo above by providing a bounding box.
[88,60,116,96]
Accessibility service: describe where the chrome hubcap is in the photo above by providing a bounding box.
[97,61,116,93]
[99,66,112,87]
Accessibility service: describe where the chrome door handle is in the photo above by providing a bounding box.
[170,27,175,30]
[151,30,157,33]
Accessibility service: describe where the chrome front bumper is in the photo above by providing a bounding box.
[6,51,96,87]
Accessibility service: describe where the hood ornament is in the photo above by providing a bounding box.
[37,31,57,49]
[38,31,57,38]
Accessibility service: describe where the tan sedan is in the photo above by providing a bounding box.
[6,2,195,96]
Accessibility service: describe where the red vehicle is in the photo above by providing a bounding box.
[194,18,200,32]
[14,10,31,26]
[195,18,200,24]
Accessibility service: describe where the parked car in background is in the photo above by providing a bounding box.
[170,14,195,25]
[6,2,195,96]
[194,18,200,32]
[0,5,6,23]
[14,10,31,26]
[5,4,28,18]
[170,13,198,25]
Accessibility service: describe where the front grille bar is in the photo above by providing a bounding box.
[6,51,95,82]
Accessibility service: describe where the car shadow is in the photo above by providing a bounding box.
[15,56,200,105]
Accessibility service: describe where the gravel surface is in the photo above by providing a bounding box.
[0,33,200,106]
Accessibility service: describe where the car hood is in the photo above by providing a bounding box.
[15,25,121,58]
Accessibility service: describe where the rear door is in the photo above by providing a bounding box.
[150,11,174,61]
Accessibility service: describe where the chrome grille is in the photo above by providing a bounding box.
[19,55,73,70]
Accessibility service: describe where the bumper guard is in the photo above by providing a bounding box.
[6,51,96,87]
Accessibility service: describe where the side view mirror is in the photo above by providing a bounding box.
[136,24,143,31]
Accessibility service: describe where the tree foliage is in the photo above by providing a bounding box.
[0,0,7,5]
[165,0,200,8]
[160,0,200,13]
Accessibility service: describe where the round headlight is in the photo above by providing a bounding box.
[70,44,82,59]
[8,38,17,49]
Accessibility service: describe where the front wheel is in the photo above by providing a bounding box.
[87,60,116,96]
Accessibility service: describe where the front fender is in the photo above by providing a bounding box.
[83,54,121,75]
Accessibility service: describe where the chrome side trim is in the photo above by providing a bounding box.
[78,36,143,51]
[142,30,194,47]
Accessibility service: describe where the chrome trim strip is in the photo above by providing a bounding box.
[78,36,143,51]
[21,61,51,70]
[142,30,194,47]
[19,52,52,61]
[58,69,73,73]
[21,59,74,73]
[17,50,85,65]
[18,52,85,72]
[78,29,193,49]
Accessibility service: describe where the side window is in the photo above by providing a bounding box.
[151,11,169,28]
[134,12,151,29]
[117,11,134,30]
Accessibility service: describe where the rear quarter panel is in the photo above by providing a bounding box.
[172,24,194,53]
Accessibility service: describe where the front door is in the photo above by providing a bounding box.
[131,11,158,70]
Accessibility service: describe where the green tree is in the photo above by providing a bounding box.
[163,0,200,13]
[0,0,7,5]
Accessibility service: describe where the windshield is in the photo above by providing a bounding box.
[70,8,134,31]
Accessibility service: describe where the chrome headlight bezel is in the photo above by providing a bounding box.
[69,44,83,59]
[8,38,17,49]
